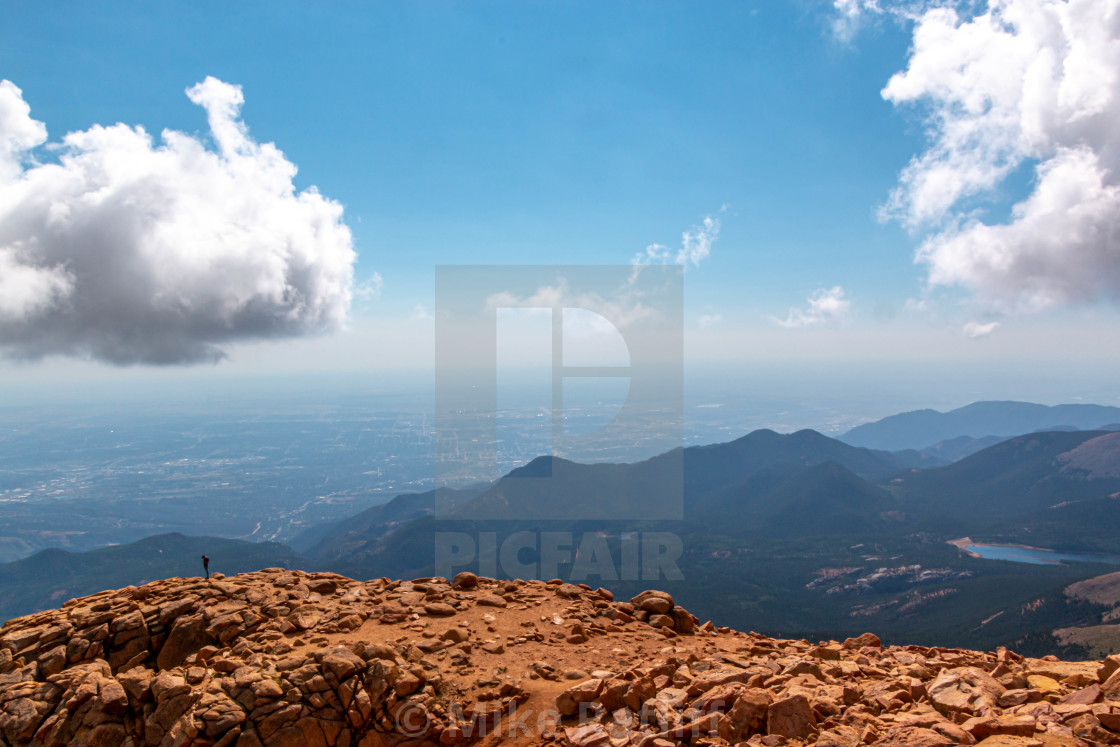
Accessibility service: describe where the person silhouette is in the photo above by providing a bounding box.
[202,555,210,579]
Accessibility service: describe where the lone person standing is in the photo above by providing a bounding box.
[202,555,210,579]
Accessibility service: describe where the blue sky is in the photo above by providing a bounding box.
[0,3,917,302]
[2,0,1120,409]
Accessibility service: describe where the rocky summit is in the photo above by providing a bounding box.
[3,571,1120,747]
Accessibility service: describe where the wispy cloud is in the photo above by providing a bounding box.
[0,77,356,365]
[773,286,851,328]
[353,272,384,302]
[963,320,1000,338]
[698,311,724,329]
[632,212,722,270]
[486,278,658,331]
[828,0,981,40]
[831,0,883,41]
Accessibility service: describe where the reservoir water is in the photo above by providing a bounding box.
[967,544,1120,566]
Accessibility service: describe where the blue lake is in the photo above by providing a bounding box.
[967,544,1120,566]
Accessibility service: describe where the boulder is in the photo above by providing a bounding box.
[423,602,457,617]
[564,723,610,747]
[631,590,674,615]
[452,572,478,589]
[928,667,1005,717]
[156,613,211,670]
[717,687,771,742]
[557,678,605,717]
[871,725,956,747]
[843,632,882,649]
[766,693,816,740]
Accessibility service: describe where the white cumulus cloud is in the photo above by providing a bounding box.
[0,76,357,364]
[774,286,852,328]
[881,0,1120,313]
[0,81,47,180]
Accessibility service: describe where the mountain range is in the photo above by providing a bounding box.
[0,533,310,623]
[6,400,1120,657]
[299,426,1120,568]
[842,400,1120,451]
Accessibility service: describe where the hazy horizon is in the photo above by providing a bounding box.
[2,1,1120,409]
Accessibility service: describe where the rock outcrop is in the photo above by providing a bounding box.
[1,570,1119,746]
